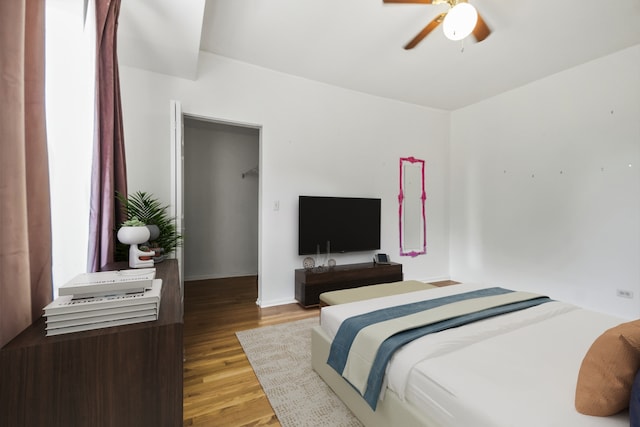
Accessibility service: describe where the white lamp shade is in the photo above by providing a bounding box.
[443,3,478,41]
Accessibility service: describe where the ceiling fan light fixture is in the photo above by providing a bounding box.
[442,2,478,41]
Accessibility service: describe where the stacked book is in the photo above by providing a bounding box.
[43,268,162,336]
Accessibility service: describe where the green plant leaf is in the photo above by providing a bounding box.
[116,191,182,257]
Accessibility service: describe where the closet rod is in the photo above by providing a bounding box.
[242,166,259,178]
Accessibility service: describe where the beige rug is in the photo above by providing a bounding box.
[236,317,363,427]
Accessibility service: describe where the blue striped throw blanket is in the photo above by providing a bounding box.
[327,287,552,410]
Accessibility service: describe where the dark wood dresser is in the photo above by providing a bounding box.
[295,262,403,307]
[0,259,183,427]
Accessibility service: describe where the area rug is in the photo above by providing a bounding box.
[236,317,363,427]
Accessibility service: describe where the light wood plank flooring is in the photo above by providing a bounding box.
[183,276,319,426]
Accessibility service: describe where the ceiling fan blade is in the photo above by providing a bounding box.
[472,13,491,42]
[404,12,446,49]
[383,0,434,4]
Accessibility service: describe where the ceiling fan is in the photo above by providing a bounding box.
[384,0,491,49]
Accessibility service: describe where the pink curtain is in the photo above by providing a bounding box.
[87,0,128,272]
[0,0,53,347]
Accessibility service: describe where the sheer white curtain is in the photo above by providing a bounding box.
[46,0,95,295]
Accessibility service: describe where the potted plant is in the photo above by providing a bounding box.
[116,191,182,263]
[117,217,149,244]
[116,217,156,267]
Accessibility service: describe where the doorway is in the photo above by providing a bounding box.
[182,118,260,282]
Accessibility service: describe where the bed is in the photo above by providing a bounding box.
[311,283,634,427]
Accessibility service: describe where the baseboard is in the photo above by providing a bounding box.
[256,298,299,308]
[184,271,257,282]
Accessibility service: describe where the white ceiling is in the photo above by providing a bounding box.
[119,0,640,111]
[118,0,205,80]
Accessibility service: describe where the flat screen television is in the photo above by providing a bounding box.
[298,196,381,255]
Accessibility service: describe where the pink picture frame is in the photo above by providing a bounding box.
[398,156,426,257]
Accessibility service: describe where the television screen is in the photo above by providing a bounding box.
[298,196,381,255]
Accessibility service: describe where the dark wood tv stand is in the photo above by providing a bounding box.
[295,262,403,308]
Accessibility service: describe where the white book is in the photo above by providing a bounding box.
[45,314,158,336]
[58,268,156,297]
[45,303,158,323]
[46,308,158,330]
[44,279,162,315]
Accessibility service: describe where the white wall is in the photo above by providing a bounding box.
[450,45,640,319]
[183,120,259,280]
[119,52,451,306]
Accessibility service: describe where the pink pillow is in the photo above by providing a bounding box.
[575,319,640,416]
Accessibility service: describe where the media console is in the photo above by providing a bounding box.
[295,262,403,308]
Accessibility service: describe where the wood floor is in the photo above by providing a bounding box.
[183,276,319,426]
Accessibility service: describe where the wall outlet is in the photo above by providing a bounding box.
[616,289,634,299]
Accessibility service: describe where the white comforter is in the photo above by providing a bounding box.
[320,283,630,427]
